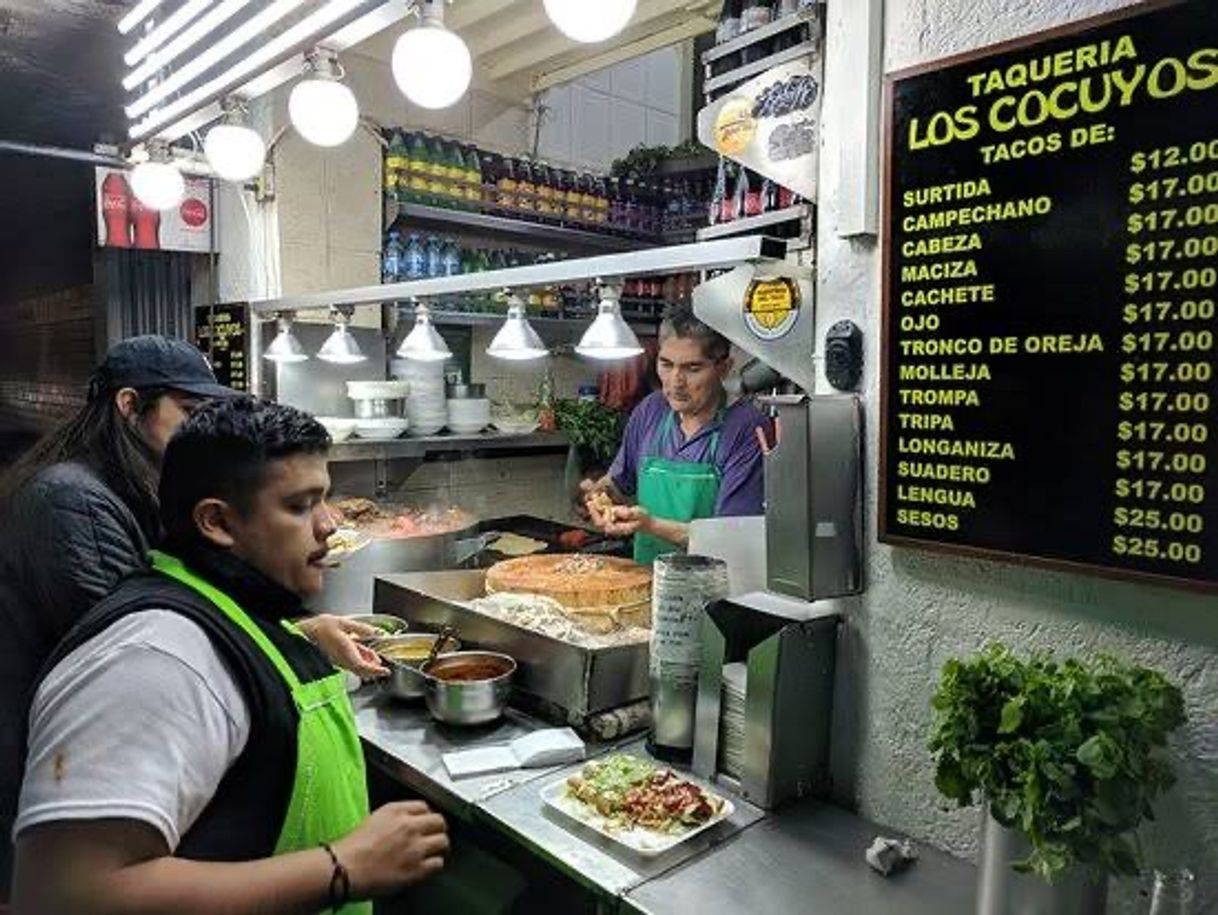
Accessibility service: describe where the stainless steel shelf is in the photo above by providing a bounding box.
[388,200,651,253]
[327,429,569,463]
[697,205,812,251]
[404,309,660,331]
[705,40,819,94]
[249,235,790,315]
[702,8,821,64]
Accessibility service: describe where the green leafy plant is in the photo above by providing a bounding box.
[929,643,1185,881]
[610,140,709,177]
[553,398,625,465]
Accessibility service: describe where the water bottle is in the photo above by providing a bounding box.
[404,233,426,280]
[382,231,402,283]
[442,239,461,277]
[426,235,444,279]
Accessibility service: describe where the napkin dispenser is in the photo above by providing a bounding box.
[692,591,839,810]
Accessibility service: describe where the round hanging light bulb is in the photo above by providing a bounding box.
[130,143,185,211]
[289,52,359,147]
[392,2,471,109]
[204,106,266,182]
[544,0,636,43]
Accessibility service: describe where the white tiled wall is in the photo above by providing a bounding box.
[538,44,687,172]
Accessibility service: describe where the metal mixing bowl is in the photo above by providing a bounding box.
[374,633,463,700]
[422,651,516,725]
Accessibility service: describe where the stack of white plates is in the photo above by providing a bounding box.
[354,417,410,440]
[394,360,447,435]
[447,397,491,435]
[717,662,748,780]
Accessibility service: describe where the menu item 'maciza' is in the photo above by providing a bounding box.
[881,0,1218,591]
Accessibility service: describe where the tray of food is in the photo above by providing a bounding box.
[540,754,733,857]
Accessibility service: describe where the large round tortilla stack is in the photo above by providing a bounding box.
[484,554,653,633]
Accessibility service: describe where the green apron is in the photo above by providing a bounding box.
[633,409,722,564]
[149,551,371,915]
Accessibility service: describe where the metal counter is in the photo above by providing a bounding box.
[355,688,976,914]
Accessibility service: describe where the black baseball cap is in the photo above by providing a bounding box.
[90,335,238,400]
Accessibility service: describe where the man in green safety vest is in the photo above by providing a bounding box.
[13,397,448,914]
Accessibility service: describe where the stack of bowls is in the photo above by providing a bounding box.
[394,359,447,435]
[446,383,491,435]
[347,380,410,440]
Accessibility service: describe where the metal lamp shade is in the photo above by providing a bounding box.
[397,309,452,362]
[264,322,307,362]
[575,290,642,360]
[317,326,366,364]
[487,305,548,361]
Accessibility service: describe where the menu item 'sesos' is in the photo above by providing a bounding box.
[565,754,724,834]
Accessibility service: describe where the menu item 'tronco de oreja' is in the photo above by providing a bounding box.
[881,0,1218,591]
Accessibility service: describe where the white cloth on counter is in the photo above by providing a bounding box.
[442,728,585,779]
[15,610,248,849]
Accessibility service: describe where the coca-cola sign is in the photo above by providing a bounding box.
[697,57,823,203]
[94,167,216,253]
[180,197,208,228]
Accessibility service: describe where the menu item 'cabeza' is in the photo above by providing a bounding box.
[565,754,724,834]
[484,554,652,631]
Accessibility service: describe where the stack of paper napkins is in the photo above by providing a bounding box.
[442,728,585,779]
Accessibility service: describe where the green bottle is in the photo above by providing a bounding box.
[385,130,408,201]
[407,132,430,205]
[448,142,467,208]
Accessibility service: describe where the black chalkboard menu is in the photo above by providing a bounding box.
[193,303,249,393]
[879,0,1218,592]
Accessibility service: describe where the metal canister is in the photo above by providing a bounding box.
[648,554,729,761]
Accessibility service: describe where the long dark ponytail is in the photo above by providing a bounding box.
[0,384,170,541]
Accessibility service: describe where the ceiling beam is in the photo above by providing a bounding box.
[447,0,519,31]
[465,4,552,57]
[531,16,712,93]
[480,0,716,83]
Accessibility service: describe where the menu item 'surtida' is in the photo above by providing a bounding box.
[565,754,724,834]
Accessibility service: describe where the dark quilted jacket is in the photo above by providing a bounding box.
[0,461,150,895]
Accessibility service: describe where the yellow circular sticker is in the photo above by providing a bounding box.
[744,278,800,340]
[714,97,757,156]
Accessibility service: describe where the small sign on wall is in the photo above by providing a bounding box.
[697,57,823,202]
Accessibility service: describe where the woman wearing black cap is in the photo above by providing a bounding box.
[0,335,381,902]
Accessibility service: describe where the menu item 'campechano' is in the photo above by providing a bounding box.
[484,554,653,631]
[565,754,724,834]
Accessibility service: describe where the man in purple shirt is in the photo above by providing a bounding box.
[584,304,771,563]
